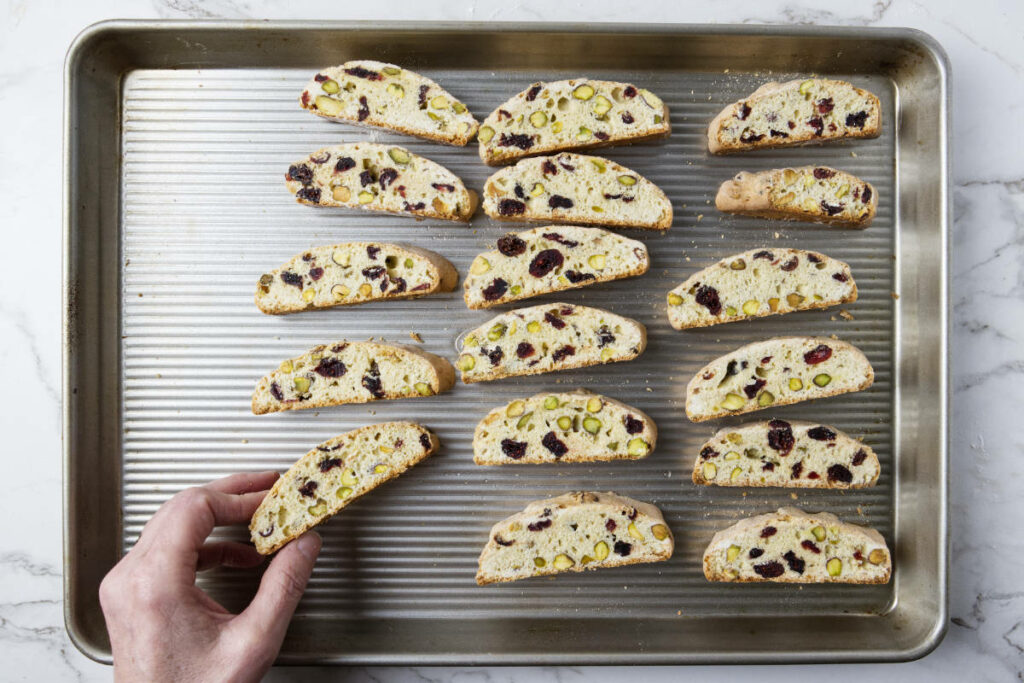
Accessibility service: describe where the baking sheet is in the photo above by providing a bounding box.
[64,22,948,664]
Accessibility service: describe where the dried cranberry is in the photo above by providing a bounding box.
[558,158,576,171]
[270,382,284,401]
[334,156,356,173]
[791,461,803,479]
[743,378,766,399]
[501,439,527,459]
[564,270,595,284]
[603,193,624,200]
[298,481,318,497]
[331,343,348,353]
[596,325,615,347]
[594,131,609,141]
[528,518,552,532]
[753,250,773,260]
[498,133,534,150]
[769,129,789,138]
[613,541,632,556]
[525,84,542,101]
[852,449,868,466]
[807,253,823,264]
[813,167,836,179]
[493,534,514,546]
[846,111,868,128]
[552,345,575,362]
[803,344,832,365]
[314,357,347,378]
[781,257,802,272]
[497,198,526,216]
[420,433,431,450]
[783,550,805,574]
[737,103,751,120]
[740,130,765,143]
[288,164,313,183]
[366,245,380,260]
[361,361,384,398]
[280,271,303,288]
[541,431,568,458]
[820,201,843,216]
[514,184,525,199]
[749,548,764,558]
[761,356,773,365]
[613,415,641,437]
[411,283,430,291]
[605,519,617,532]
[807,426,836,441]
[827,464,853,484]
[801,540,821,554]
[695,285,722,315]
[319,457,342,473]
[482,278,509,301]
[309,151,330,164]
[428,183,455,194]
[623,85,637,98]
[833,272,848,282]
[808,117,824,136]
[259,525,274,537]
[403,201,426,211]
[358,170,375,187]
[621,111,634,124]
[544,311,566,329]
[808,471,820,480]
[496,234,526,257]
[542,232,579,247]
[362,266,386,280]
[854,550,864,562]
[541,160,558,175]
[357,95,370,121]
[344,66,381,80]
[754,561,785,578]
[418,84,429,108]
[308,267,324,281]
[485,346,504,366]
[378,168,398,189]
[296,186,321,203]
[816,97,834,114]
[862,185,873,203]
[516,342,535,359]
[788,120,796,129]
[313,73,329,82]
[767,420,795,456]
[390,277,407,293]
[497,109,511,120]
[548,195,574,210]
[530,250,564,278]
[761,526,777,538]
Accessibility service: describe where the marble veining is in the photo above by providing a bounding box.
[3,0,1021,680]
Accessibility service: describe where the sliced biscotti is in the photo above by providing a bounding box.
[666,248,856,330]
[685,336,874,422]
[464,226,649,309]
[476,491,673,584]
[285,143,475,222]
[692,419,880,488]
[478,79,670,165]
[457,303,646,383]
[481,154,672,229]
[300,61,478,145]
[703,507,891,583]
[708,78,881,154]
[250,422,439,554]
[716,166,877,227]
[473,390,656,465]
[256,243,457,314]
[252,341,454,415]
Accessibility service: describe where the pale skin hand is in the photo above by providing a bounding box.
[99,471,321,683]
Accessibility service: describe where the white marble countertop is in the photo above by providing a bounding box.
[3,0,1021,680]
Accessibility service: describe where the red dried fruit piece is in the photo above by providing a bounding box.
[344,66,381,80]
[605,519,617,532]
[280,271,303,288]
[318,457,342,473]
[308,267,324,281]
[767,420,795,456]
[558,157,576,171]
[497,109,511,120]
[807,426,836,441]
[695,285,722,315]
[334,156,356,173]
[542,232,579,247]
[313,73,329,83]
[827,464,853,484]
[484,346,504,366]
[852,449,867,466]
[749,548,764,558]
[403,201,426,211]
[816,97,834,114]
[516,342,535,359]
[362,266,386,280]
[378,168,399,188]
[595,325,615,347]
[544,311,566,329]
[309,151,330,164]
[813,167,836,179]
[564,270,595,284]
[623,85,637,98]
[627,507,638,521]
[270,382,284,401]
[760,526,777,538]
[621,111,634,124]
[411,283,430,291]
[366,245,380,259]
[846,111,868,128]
[770,129,789,138]
[296,186,321,203]
[259,525,274,537]
[743,378,766,399]
[787,120,796,129]
[820,201,844,216]
[552,345,575,362]
[361,361,384,398]
[761,356,773,364]
[853,550,864,563]
[527,518,553,532]
[791,461,803,479]
[783,550,805,574]
[288,164,313,183]
[331,343,348,353]
[357,96,370,121]
[417,84,429,108]
[497,234,526,256]
[832,272,848,282]
[548,195,574,209]
[737,103,751,120]
[808,471,820,480]
[700,446,718,459]
[493,534,515,546]
[298,481,318,498]
[359,170,376,187]
[753,250,774,260]
[803,344,832,365]
[541,431,568,458]
[801,540,821,554]
[390,277,407,293]
[314,357,347,378]
[513,184,525,199]
[420,433,431,450]
[780,257,799,271]
[762,462,775,471]
[431,183,455,192]
[862,185,873,203]
[807,253,823,264]
[594,131,609,141]
[530,250,564,278]
[525,84,542,101]
[541,160,558,175]
[498,199,526,217]
[808,117,824,135]
[613,541,632,556]
[740,130,765,143]
[624,415,644,435]
[482,278,509,301]
[500,438,527,459]
[498,133,534,150]
[753,561,784,578]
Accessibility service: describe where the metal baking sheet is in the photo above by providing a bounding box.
[63,21,949,664]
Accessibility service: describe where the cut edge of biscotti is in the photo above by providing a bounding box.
[256,242,459,314]
[463,226,650,309]
[249,422,440,554]
[481,153,673,230]
[684,336,874,422]
[707,78,881,154]
[472,389,657,465]
[666,248,857,330]
[692,419,880,488]
[284,143,476,222]
[702,507,891,584]
[715,166,877,228]
[476,491,674,584]
[300,61,479,146]
[456,303,647,383]
[252,341,455,415]
[478,78,671,166]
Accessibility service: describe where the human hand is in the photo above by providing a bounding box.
[99,471,321,682]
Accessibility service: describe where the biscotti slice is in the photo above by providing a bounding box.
[476,491,673,584]
[464,226,649,309]
[692,419,880,488]
[478,79,670,165]
[473,390,656,465]
[252,341,454,415]
[703,507,891,583]
[666,248,856,330]
[481,154,672,229]
[285,143,475,222]
[300,61,478,145]
[716,166,877,227]
[457,303,646,383]
[708,78,881,154]
[685,336,874,422]
[256,243,458,314]
[250,422,439,554]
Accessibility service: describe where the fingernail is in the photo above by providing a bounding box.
[296,531,322,560]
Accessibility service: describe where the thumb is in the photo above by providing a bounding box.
[234,532,321,653]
